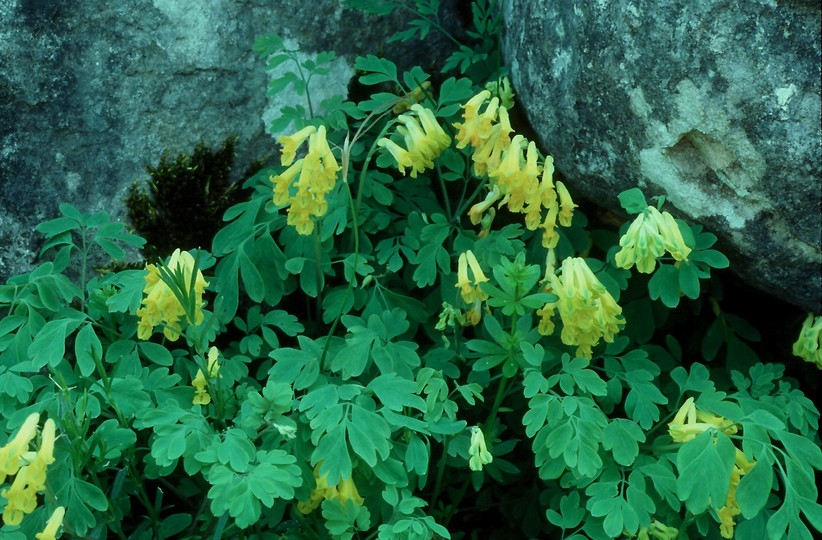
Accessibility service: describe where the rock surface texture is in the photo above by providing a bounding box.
[502,0,821,311]
[0,0,460,282]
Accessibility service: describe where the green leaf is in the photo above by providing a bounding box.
[29,317,83,369]
[73,478,109,511]
[355,55,398,85]
[239,248,265,303]
[348,405,391,466]
[368,374,426,412]
[314,424,352,485]
[546,491,586,529]
[677,260,701,299]
[648,264,681,308]
[74,323,102,377]
[617,188,648,214]
[602,419,646,466]
[736,454,773,518]
[137,341,174,367]
[691,248,729,269]
[676,430,736,514]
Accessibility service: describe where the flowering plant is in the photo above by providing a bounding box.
[2,1,820,539]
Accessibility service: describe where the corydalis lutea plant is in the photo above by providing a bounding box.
[2,1,820,539]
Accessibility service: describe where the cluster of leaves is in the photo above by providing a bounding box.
[1,1,820,540]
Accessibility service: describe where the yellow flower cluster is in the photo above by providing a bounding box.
[539,257,624,359]
[377,104,451,178]
[297,465,364,514]
[192,346,221,405]
[792,313,821,368]
[136,249,208,341]
[270,125,341,235]
[0,414,58,527]
[454,88,576,248]
[614,205,692,273]
[455,250,489,326]
[668,397,755,539]
[468,426,493,471]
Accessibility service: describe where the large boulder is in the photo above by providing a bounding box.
[502,0,821,312]
[0,0,461,283]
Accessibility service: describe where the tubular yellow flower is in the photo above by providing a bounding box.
[667,397,738,443]
[544,257,624,359]
[793,313,822,368]
[453,90,493,148]
[336,477,364,506]
[469,106,512,176]
[378,105,450,178]
[717,449,756,539]
[648,206,691,262]
[192,346,221,406]
[456,251,489,304]
[468,426,493,471]
[297,464,364,514]
[468,186,502,225]
[35,506,65,540]
[555,181,576,227]
[136,249,208,341]
[278,125,316,166]
[0,413,40,483]
[25,419,56,491]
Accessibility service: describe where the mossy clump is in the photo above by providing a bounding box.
[127,137,249,260]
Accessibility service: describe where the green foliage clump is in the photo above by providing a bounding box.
[1,2,820,540]
[127,137,248,260]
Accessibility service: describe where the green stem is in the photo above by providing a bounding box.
[484,376,508,434]
[435,163,453,221]
[430,435,451,510]
[313,225,324,322]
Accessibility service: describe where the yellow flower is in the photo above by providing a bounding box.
[468,426,493,471]
[543,257,624,359]
[0,416,57,526]
[556,181,576,227]
[453,90,494,148]
[667,397,738,443]
[336,476,364,506]
[0,413,40,483]
[455,250,489,305]
[278,125,316,166]
[793,313,822,368]
[136,249,208,341]
[378,105,450,178]
[25,419,56,491]
[716,449,756,539]
[297,464,364,514]
[615,206,691,273]
[270,125,340,235]
[192,346,221,405]
[35,506,65,540]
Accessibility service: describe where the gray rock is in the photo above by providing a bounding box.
[1,0,461,283]
[502,0,821,312]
